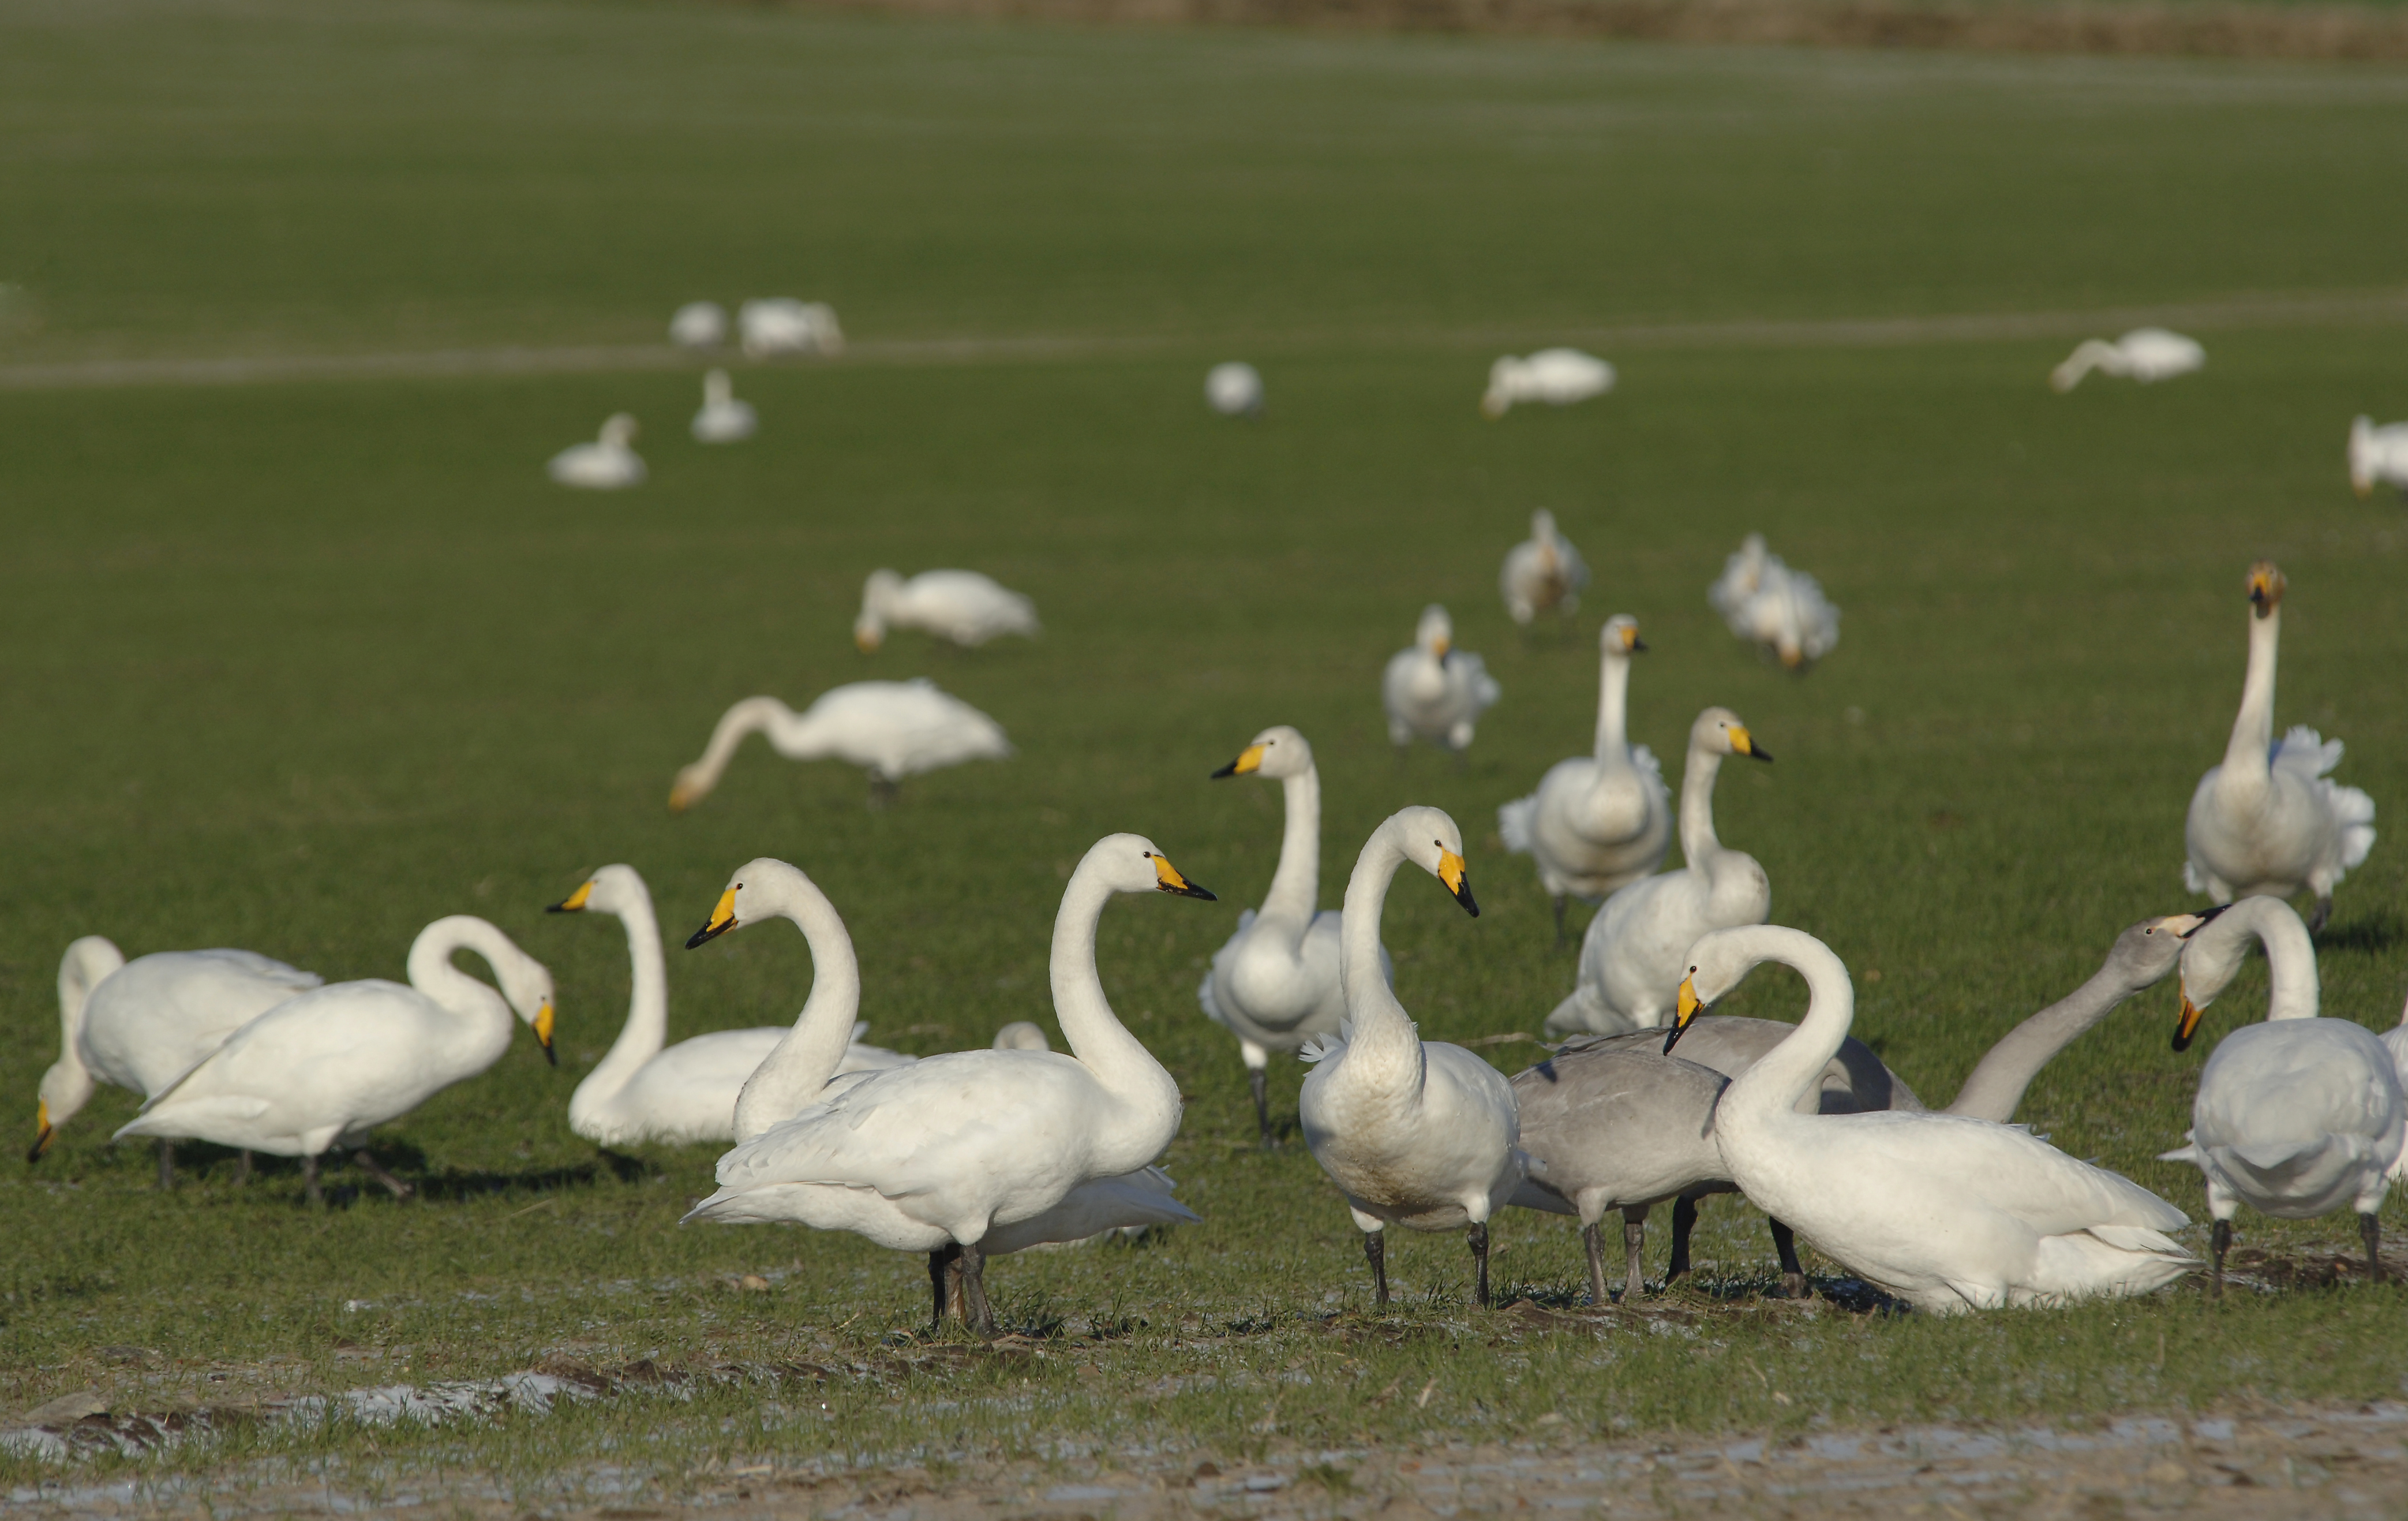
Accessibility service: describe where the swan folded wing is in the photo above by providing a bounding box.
[182,948,324,989]
[114,1093,272,1138]
[1845,1112,2187,1235]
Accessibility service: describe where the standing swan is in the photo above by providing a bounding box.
[115,918,556,1205]
[549,864,908,1148]
[2182,563,2375,933]
[1298,807,1519,1308]
[1382,606,1501,760]
[1499,615,1672,946]
[2351,416,2408,498]
[1707,535,1838,671]
[1497,510,1590,629]
[2163,897,2405,1293]
[670,681,1012,811]
[1481,349,1613,418]
[1548,708,1771,1036]
[853,570,1039,652]
[681,841,1215,1333]
[1668,925,2197,1313]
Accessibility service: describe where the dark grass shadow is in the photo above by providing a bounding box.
[2315,912,2402,957]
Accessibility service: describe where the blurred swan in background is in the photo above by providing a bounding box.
[1707,534,1838,670]
[2050,327,2203,392]
[1383,605,1500,758]
[2350,416,2408,498]
[1498,509,1590,628]
[690,369,757,443]
[548,413,645,489]
[739,298,843,358]
[669,681,1012,812]
[1482,349,1613,417]
[854,569,1039,652]
[1206,362,1264,417]
[669,301,728,349]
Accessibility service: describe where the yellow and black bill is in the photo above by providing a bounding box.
[1437,849,1478,917]
[1731,726,1773,764]
[2178,902,2230,939]
[548,880,595,914]
[535,1001,557,1066]
[1664,975,1706,1055]
[1211,743,1266,780]
[687,886,740,948]
[1150,854,1218,902]
[2171,992,2206,1053]
[27,1100,53,1164]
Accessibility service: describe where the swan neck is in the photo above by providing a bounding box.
[403,918,520,1063]
[2223,607,2279,778]
[1257,765,1323,924]
[691,697,799,791]
[1725,932,1855,1124]
[731,874,864,1142]
[581,890,672,1106]
[1339,827,1424,1071]
[1594,651,1630,760]
[1677,743,1726,864]
[1048,865,1178,1112]
[2255,907,2320,1021]
[1943,959,2136,1122]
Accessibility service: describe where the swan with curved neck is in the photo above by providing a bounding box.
[670,680,1012,812]
[681,839,1214,1333]
[115,917,555,1205]
[1500,615,1672,945]
[2049,327,2203,391]
[1665,925,2195,1313]
[2160,896,2403,1292]
[2182,563,2375,933]
[1297,806,1518,1307]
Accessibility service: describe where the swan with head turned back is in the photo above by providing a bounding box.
[1298,806,1519,1308]
[2182,563,2375,934]
[690,369,757,443]
[1548,708,1771,1037]
[1498,510,1590,628]
[113,917,556,1206]
[32,938,321,1183]
[670,680,1012,812]
[1197,726,1393,1148]
[853,569,1039,652]
[548,414,645,489]
[1482,349,1613,418]
[1707,535,1838,671]
[2162,896,2405,1293]
[680,840,1214,1333]
[2050,328,2203,392]
[2352,416,2408,498]
[1499,615,1671,946]
[1383,606,1500,759]
[1666,925,2197,1313]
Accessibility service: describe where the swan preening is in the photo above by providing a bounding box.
[1707,534,1839,670]
[680,844,1212,1333]
[1669,926,2197,1313]
[1382,605,1501,758]
[1499,615,1671,944]
[2182,563,2375,933]
[1206,362,1264,417]
[547,413,646,489]
[669,681,1012,811]
[1498,510,1590,628]
[2163,897,2405,1292]
[739,298,843,358]
[1482,349,1613,418]
[691,369,757,443]
[114,917,556,1205]
[669,301,728,349]
[2050,328,2204,392]
[853,569,1040,652]
[2353,416,2408,498]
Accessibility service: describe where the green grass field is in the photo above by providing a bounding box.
[6,0,2408,1504]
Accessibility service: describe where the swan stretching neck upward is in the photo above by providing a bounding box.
[32,939,321,1183]
[1548,708,1771,1037]
[1298,807,1519,1309]
[548,413,645,489]
[1499,615,1672,945]
[853,569,1039,652]
[115,918,555,1206]
[2352,416,2408,498]
[2163,897,2404,1294]
[2182,563,2375,933]
[1197,726,1392,1148]
[670,681,1012,812]
[549,864,907,1148]
[681,840,1214,1334]
[1668,926,2196,1313]
[690,368,758,443]
[2050,328,2204,392]
[1481,349,1613,418]
[1498,509,1590,627]
[1383,606,1501,758]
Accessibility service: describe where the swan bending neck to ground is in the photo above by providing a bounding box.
[1298,806,1518,1307]
[1666,925,2196,1313]
[2050,328,2204,391]
[670,682,1012,811]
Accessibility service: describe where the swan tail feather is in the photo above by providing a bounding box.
[2082,1224,2197,1260]
[1630,743,1664,784]
[1497,795,1538,855]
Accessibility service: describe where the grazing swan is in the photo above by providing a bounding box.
[739,298,843,358]
[1499,615,1672,945]
[1482,349,1613,418]
[1707,535,1838,670]
[32,939,321,1182]
[1548,709,1771,1037]
[853,569,1040,652]
[681,842,1214,1333]
[1668,925,2197,1313]
[2163,897,2404,1292]
[1497,510,1590,628]
[2182,562,2375,933]
[1298,807,1519,1308]
[115,917,555,1205]
[2351,416,2408,498]
[1383,606,1501,758]
[669,681,1012,811]
[547,413,645,489]
[549,864,908,1148]
[669,301,728,349]
[1197,726,1394,1148]
[690,369,758,443]
[1206,362,1264,417]
[2050,328,2204,392]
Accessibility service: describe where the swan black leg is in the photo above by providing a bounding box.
[1623,1210,1650,1302]
[237,1150,253,1185]
[1581,1223,1609,1306]
[1770,1219,1806,1299]
[2211,1219,2231,1298]
[353,1149,414,1200]
[958,1242,995,1336]
[1364,1230,1388,1307]
[303,1152,323,1208]
[156,1139,174,1191]
[929,1245,961,1328]
[1552,896,1569,949]
[1468,1221,1492,1308]
[2309,897,2332,936]
[2361,1213,2382,1284]
[1667,1195,1699,1283]
[1249,1068,1277,1150]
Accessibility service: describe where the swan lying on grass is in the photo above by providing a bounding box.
[690,369,757,443]
[548,414,645,489]
[670,681,1012,811]
[739,298,842,358]
[1482,349,1613,418]
[669,301,727,349]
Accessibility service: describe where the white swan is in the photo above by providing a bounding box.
[976,1019,1193,1250]
[669,301,728,349]
[853,569,1039,653]
[1707,535,1838,670]
[1206,362,1264,417]
[669,681,1012,812]
[2182,562,2375,933]
[2388,998,2408,1175]
[32,938,321,1180]
[1497,510,1590,627]
[2050,327,2204,392]
[690,368,757,443]
[547,413,645,489]
[1382,605,1501,758]
[114,917,555,1205]
[1298,807,1519,1308]
[549,864,908,1148]
[681,841,1213,1332]
[1668,925,2197,1313]
[1548,708,1771,1037]
[1197,726,1393,1147]
[1499,615,1672,945]
[2352,416,2408,498]
[738,298,843,358]
[1482,349,1613,418]
[2162,897,2405,1292]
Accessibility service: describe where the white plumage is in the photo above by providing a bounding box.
[738,298,843,358]
[668,681,1012,812]
[1482,349,1613,418]
[1707,533,1838,670]
[1497,509,1590,627]
[853,569,1039,652]
[2350,416,2408,498]
[669,301,728,349]
[1382,605,1501,756]
[2050,327,2204,392]
[690,368,757,443]
[1205,362,1264,417]
[546,413,645,490]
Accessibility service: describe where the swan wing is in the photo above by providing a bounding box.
[1838,1112,2187,1234]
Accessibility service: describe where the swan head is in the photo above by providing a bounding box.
[1212,724,1313,781]
[1665,924,1836,1055]
[2350,416,2376,496]
[600,413,638,449]
[1481,357,1522,418]
[854,569,904,652]
[668,761,713,813]
[29,1067,93,1162]
[686,857,821,947]
[1601,614,1646,657]
[2170,900,2309,1052]
[548,863,648,921]
[1415,604,1454,660]
[1377,805,1478,917]
[2106,910,2218,996]
[1692,706,1770,763]
[993,1020,1053,1052]
[1073,834,1218,901]
[495,952,559,1066]
[2246,561,2286,619]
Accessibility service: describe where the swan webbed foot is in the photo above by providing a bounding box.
[353,1149,414,1201]
[1468,1221,1492,1309]
[156,1139,174,1191]
[2209,1219,2231,1299]
[303,1152,324,1209]
[1770,1218,1806,1300]
[1364,1229,1389,1308]
[2361,1213,2382,1284]
[2309,897,2333,936]
[1581,1222,1609,1306]
[958,1242,996,1337]
[1666,1195,1698,1283]
[1248,1068,1279,1150]
[1621,1212,1649,1302]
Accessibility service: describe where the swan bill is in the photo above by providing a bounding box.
[2177,903,2230,939]
[548,880,595,914]
[2246,562,2286,618]
[1618,625,1648,655]
[535,1001,558,1066]
[1149,853,1218,901]
[1436,849,1478,917]
[1730,726,1773,763]
[1664,975,1706,1055]
[687,886,740,948]
[2171,993,2205,1053]
[27,1100,51,1164]
[1212,743,1266,779]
